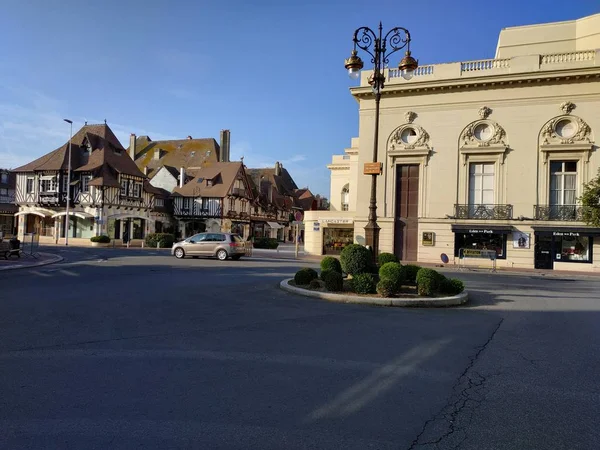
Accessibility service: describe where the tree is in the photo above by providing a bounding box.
[579,170,600,226]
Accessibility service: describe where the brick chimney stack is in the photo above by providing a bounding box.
[219,129,230,162]
[129,133,136,160]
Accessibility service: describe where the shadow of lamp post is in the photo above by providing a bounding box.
[344,23,418,261]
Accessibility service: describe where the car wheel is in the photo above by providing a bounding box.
[232,255,242,260]
[174,247,185,259]
[216,249,228,261]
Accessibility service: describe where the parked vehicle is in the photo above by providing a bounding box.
[171,232,247,261]
[0,238,21,259]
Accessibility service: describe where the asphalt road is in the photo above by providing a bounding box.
[1,247,599,449]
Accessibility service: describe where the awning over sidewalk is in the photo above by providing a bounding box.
[532,226,600,237]
[14,208,56,218]
[51,211,94,219]
[451,224,513,235]
[266,222,285,229]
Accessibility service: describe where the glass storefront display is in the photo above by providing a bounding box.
[555,235,591,262]
[323,227,354,255]
[454,232,507,259]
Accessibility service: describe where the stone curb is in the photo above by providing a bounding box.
[0,253,64,272]
[279,278,468,307]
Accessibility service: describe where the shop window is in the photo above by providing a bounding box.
[323,227,354,255]
[469,163,494,206]
[454,232,507,259]
[556,235,591,262]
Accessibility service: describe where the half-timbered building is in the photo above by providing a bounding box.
[12,123,160,245]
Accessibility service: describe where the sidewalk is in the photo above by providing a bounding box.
[0,252,64,272]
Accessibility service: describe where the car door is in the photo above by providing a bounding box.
[206,233,226,255]
[186,233,207,255]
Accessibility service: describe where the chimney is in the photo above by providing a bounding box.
[219,129,230,162]
[129,134,136,160]
[274,161,281,176]
[179,167,185,188]
[187,135,193,140]
[143,166,148,176]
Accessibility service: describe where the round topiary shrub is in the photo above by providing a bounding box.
[294,268,318,285]
[378,262,406,292]
[403,264,421,285]
[340,244,372,276]
[308,279,322,290]
[416,268,445,297]
[378,252,398,266]
[90,235,110,243]
[351,273,377,295]
[320,256,342,274]
[377,278,396,298]
[441,278,465,296]
[322,270,343,292]
[320,269,332,280]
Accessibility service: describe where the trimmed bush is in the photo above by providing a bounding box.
[351,273,377,295]
[320,269,332,280]
[416,268,445,297]
[294,268,318,285]
[308,279,321,290]
[441,278,465,296]
[90,235,110,243]
[378,252,398,266]
[403,264,421,285]
[253,237,279,249]
[322,270,343,292]
[377,278,396,298]
[378,262,406,292]
[145,233,175,248]
[320,256,342,274]
[340,244,372,276]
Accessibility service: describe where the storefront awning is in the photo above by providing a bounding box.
[14,208,56,218]
[51,211,94,219]
[532,226,600,237]
[451,224,513,235]
[266,221,285,229]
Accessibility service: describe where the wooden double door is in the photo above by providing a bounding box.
[394,165,419,261]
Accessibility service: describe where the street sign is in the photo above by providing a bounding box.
[363,162,382,175]
[294,211,303,221]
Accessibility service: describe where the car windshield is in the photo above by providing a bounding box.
[232,234,244,243]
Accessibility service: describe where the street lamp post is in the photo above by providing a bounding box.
[63,119,73,246]
[345,23,418,261]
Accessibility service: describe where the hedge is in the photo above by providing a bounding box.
[340,244,372,276]
[351,273,377,295]
[416,268,446,297]
[322,270,343,292]
[320,256,342,274]
[376,278,396,298]
[378,262,406,292]
[308,279,321,290]
[253,237,279,249]
[378,252,398,266]
[403,264,421,285]
[145,233,175,248]
[441,278,465,295]
[90,235,110,243]
[294,268,318,285]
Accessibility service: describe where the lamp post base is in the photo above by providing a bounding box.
[364,221,380,262]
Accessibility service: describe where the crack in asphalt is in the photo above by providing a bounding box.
[407,318,504,450]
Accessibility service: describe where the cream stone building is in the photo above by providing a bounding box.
[304,13,600,271]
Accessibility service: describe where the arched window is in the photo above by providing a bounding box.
[341,185,349,211]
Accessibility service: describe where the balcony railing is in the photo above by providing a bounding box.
[534,205,591,221]
[454,204,513,220]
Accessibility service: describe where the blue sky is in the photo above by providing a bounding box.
[0,0,598,197]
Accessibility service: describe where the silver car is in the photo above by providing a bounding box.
[172,232,246,261]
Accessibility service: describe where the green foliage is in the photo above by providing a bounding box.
[145,233,175,248]
[340,244,372,276]
[403,264,421,285]
[416,268,446,297]
[320,256,342,274]
[308,279,321,290]
[351,273,377,295]
[378,252,398,266]
[376,278,396,298]
[378,262,406,292]
[322,270,343,292]
[579,170,600,226]
[90,235,110,243]
[441,278,465,296]
[294,268,318,285]
[253,237,279,249]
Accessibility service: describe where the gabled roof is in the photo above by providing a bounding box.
[132,136,220,177]
[12,123,144,187]
[246,166,298,198]
[172,162,245,198]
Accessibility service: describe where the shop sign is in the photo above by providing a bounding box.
[467,229,494,234]
[553,231,580,237]
[363,162,382,175]
[460,248,497,260]
[513,231,530,249]
[321,218,353,224]
[422,232,435,246]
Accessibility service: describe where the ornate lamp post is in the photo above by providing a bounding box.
[345,23,418,260]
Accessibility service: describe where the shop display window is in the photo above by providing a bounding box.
[323,228,354,255]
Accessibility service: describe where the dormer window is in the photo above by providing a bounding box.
[207,179,213,187]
